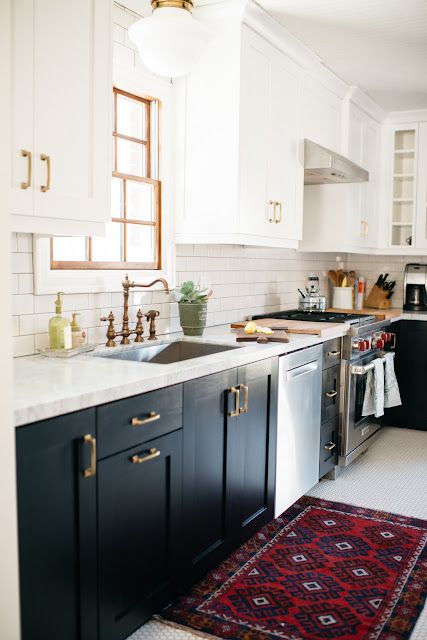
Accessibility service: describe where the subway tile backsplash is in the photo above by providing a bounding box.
[11,232,341,357]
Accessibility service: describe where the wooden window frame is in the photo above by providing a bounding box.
[50,87,162,271]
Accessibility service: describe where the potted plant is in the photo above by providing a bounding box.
[177,281,212,336]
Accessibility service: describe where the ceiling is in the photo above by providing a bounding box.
[123,1,427,112]
[256,0,427,112]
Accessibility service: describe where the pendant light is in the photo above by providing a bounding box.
[128,0,208,78]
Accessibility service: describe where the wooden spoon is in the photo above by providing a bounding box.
[328,270,338,286]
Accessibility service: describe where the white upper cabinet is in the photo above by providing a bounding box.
[415,123,427,249]
[10,0,111,235]
[300,96,382,253]
[176,19,304,248]
[383,119,427,252]
[239,27,303,242]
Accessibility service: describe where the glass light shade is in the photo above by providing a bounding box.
[128,8,207,78]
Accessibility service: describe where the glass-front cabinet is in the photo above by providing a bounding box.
[390,126,417,248]
[388,122,427,250]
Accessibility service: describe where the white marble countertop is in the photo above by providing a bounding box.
[14,324,348,427]
[15,309,425,428]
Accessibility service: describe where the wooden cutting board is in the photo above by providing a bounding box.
[235,329,289,343]
[327,308,402,321]
[231,317,348,337]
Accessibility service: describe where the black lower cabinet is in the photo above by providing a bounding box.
[183,358,278,583]
[97,429,183,640]
[16,409,97,640]
[17,361,278,640]
[383,320,427,430]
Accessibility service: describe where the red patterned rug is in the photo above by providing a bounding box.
[161,497,427,640]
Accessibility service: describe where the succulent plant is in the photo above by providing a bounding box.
[177,281,212,304]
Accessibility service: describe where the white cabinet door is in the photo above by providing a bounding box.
[11,0,34,216]
[239,28,271,237]
[33,0,111,224]
[268,49,303,240]
[415,123,427,249]
[346,104,364,244]
[239,27,302,241]
[10,0,111,233]
[360,117,380,248]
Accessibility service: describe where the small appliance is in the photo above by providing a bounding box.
[298,274,326,312]
[403,264,427,311]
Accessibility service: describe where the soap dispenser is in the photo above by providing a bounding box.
[49,292,72,350]
[71,312,85,348]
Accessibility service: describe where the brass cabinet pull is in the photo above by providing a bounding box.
[327,350,340,357]
[83,434,97,477]
[275,201,282,224]
[131,411,160,427]
[20,150,32,189]
[228,386,240,418]
[131,448,160,464]
[268,200,276,224]
[324,442,336,451]
[40,154,51,192]
[390,332,397,349]
[325,390,338,398]
[239,384,249,413]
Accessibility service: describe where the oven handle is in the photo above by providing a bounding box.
[350,352,395,376]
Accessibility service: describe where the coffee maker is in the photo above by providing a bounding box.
[404,264,427,311]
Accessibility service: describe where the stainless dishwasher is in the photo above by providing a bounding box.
[275,344,322,517]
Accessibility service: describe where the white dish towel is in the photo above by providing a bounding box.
[384,352,402,408]
[362,358,385,418]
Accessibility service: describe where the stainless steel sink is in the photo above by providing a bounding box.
[95,340,239,364]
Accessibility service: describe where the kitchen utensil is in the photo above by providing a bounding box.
[328,270,337,286]
[298,288,306,298]
[342,276,348,287]
[235,330,289,344]
[347,274,356,288]
[231,323,289,331]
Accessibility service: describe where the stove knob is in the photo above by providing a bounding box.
[364,339,371,350]
[376,338,385,349]
[381,332,389,342]
[358,340,366,352]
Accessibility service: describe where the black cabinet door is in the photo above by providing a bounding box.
[232,358,278,543]
[384,320,427,430]
[16,409,97,640]
[98,429,183,640]
[183,368,238,581]
[183,358,278,583]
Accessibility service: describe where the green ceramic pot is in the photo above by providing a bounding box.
[178,302,208,336]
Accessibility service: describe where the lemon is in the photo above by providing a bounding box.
[244,321,257,335]
[259,327,273,335]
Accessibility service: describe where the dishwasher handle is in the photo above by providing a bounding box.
[286,361,318,381]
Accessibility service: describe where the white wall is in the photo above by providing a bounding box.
[0,1,21,637]
[12,233,339,355]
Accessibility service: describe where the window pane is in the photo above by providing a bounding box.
[126,181,154,222]
[92,222,123,262]
[112,177,124,218]
[52,237,87,262]
[126,223,156,263]
[117,138,146,177]
[116,94,146,140]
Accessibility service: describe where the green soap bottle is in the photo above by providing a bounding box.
[49,292,72,350]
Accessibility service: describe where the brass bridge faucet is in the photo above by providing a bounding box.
[100,275,170,347]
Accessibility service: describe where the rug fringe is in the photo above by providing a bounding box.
[154,615,223,640]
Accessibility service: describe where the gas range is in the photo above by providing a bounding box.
[252,309,375,326]
[251,309,393,360]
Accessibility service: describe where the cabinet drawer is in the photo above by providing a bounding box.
[319,415,339,478]
[321,364,340,423]
[97,385,182,458]
[322,338,342,370]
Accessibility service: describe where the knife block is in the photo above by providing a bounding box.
[365,284,392,309]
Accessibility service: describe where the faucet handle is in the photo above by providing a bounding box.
[100,312,116,348]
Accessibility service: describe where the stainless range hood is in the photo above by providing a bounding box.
[304,139,369,185]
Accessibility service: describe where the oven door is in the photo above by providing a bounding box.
[341,352,382,464]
